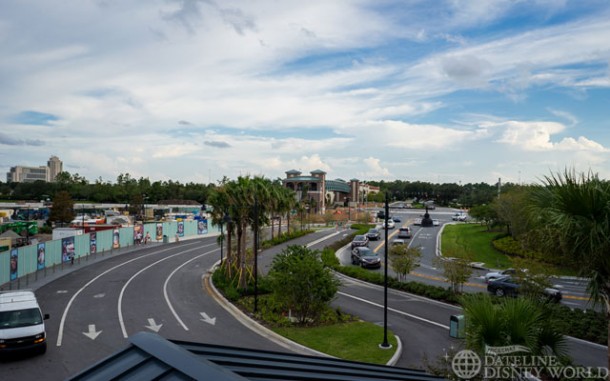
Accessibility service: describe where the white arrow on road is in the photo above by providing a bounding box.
[82,324,102,340]
[200,312,216,325]
[145,318,163,332]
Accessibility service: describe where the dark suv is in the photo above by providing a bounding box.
[366,228,381,241]
[350,235,369,249]
[351,247,381,268]
[487,276,562,303]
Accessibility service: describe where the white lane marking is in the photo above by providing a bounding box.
[83,324,102,340]
[338,291,450,330]
[117,246,204,338]
[306,231,342,248]
[162,249,216,331]
[145,318,163,332]
[56,244,196,346]
[200,312,216,325]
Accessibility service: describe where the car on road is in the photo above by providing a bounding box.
[484,268,519,283]
[366,228,381,241]
[351,247,382,268]
[382,219,395,229]
[397,227,412,239]
[452,213,468,221]
[432,219,440,226]
[486,276,562,303]
[413,218,422,226]
[376,210,386,219]
[392,216,402,223]
[350,235,369,249]
[391,238,406,246]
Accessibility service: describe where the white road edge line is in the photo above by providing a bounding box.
[56,243,198,346]
[337,291,450,330]
[163,247,219,331]
[306,230,342,248]
[117,246,206,338]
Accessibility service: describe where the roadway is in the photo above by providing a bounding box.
[344,206,591,309]
[0,214,605,380]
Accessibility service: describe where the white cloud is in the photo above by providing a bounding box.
[487,120,607,152]
[362,157,392,178]
[363,120,487,150]
[547,108,578,126]
[1,1,610,185]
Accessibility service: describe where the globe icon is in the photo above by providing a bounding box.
[451,350,481,379]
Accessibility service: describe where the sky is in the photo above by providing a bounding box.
[1,0,610,186]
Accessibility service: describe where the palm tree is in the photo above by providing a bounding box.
[461,294,566,359]
[528,169,610,369]
[207,182,234,275]
[276,186,296,236]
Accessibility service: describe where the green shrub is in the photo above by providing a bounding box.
[492,235,564,265]
[261,229,314,249]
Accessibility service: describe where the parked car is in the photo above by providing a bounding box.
[351,247,381,268]
[486,276,562,302]
[350,235,369,249]
[366,228,381,241]
[397,227,411,239]
[382,219,395,229]
[485,268,519,283]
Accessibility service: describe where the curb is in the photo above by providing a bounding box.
[203,263,403,365]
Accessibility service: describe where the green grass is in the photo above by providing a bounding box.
[441,223,511,268]
[441,223,578,276]
[273,321,398,365]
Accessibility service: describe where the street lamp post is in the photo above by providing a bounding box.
[25,206,30,246]
[142,194,148,222]
[219,212,231,265]
[380,192,391,349]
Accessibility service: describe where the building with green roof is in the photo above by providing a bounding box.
[282,170,378,214]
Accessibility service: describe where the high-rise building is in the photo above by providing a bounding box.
[47,155,62,182]
[6,156,63,183]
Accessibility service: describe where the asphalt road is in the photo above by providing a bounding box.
[349,207,592,309]
[0,218,605,380]
[0,237,295,380]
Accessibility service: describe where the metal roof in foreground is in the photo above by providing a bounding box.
[68,332,446,381]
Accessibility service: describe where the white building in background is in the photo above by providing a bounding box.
[6,155,63,183]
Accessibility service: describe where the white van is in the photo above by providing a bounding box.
[0,291,49,355]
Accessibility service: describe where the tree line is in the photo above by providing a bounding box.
[1,170,515,208]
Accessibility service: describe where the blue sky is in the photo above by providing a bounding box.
[1,0,609,185]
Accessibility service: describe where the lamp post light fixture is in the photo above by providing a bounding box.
[379,191,392,349]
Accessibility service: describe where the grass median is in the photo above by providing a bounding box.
[232,293,400,365]
[273,322,399,364]
[441,223,511,268]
